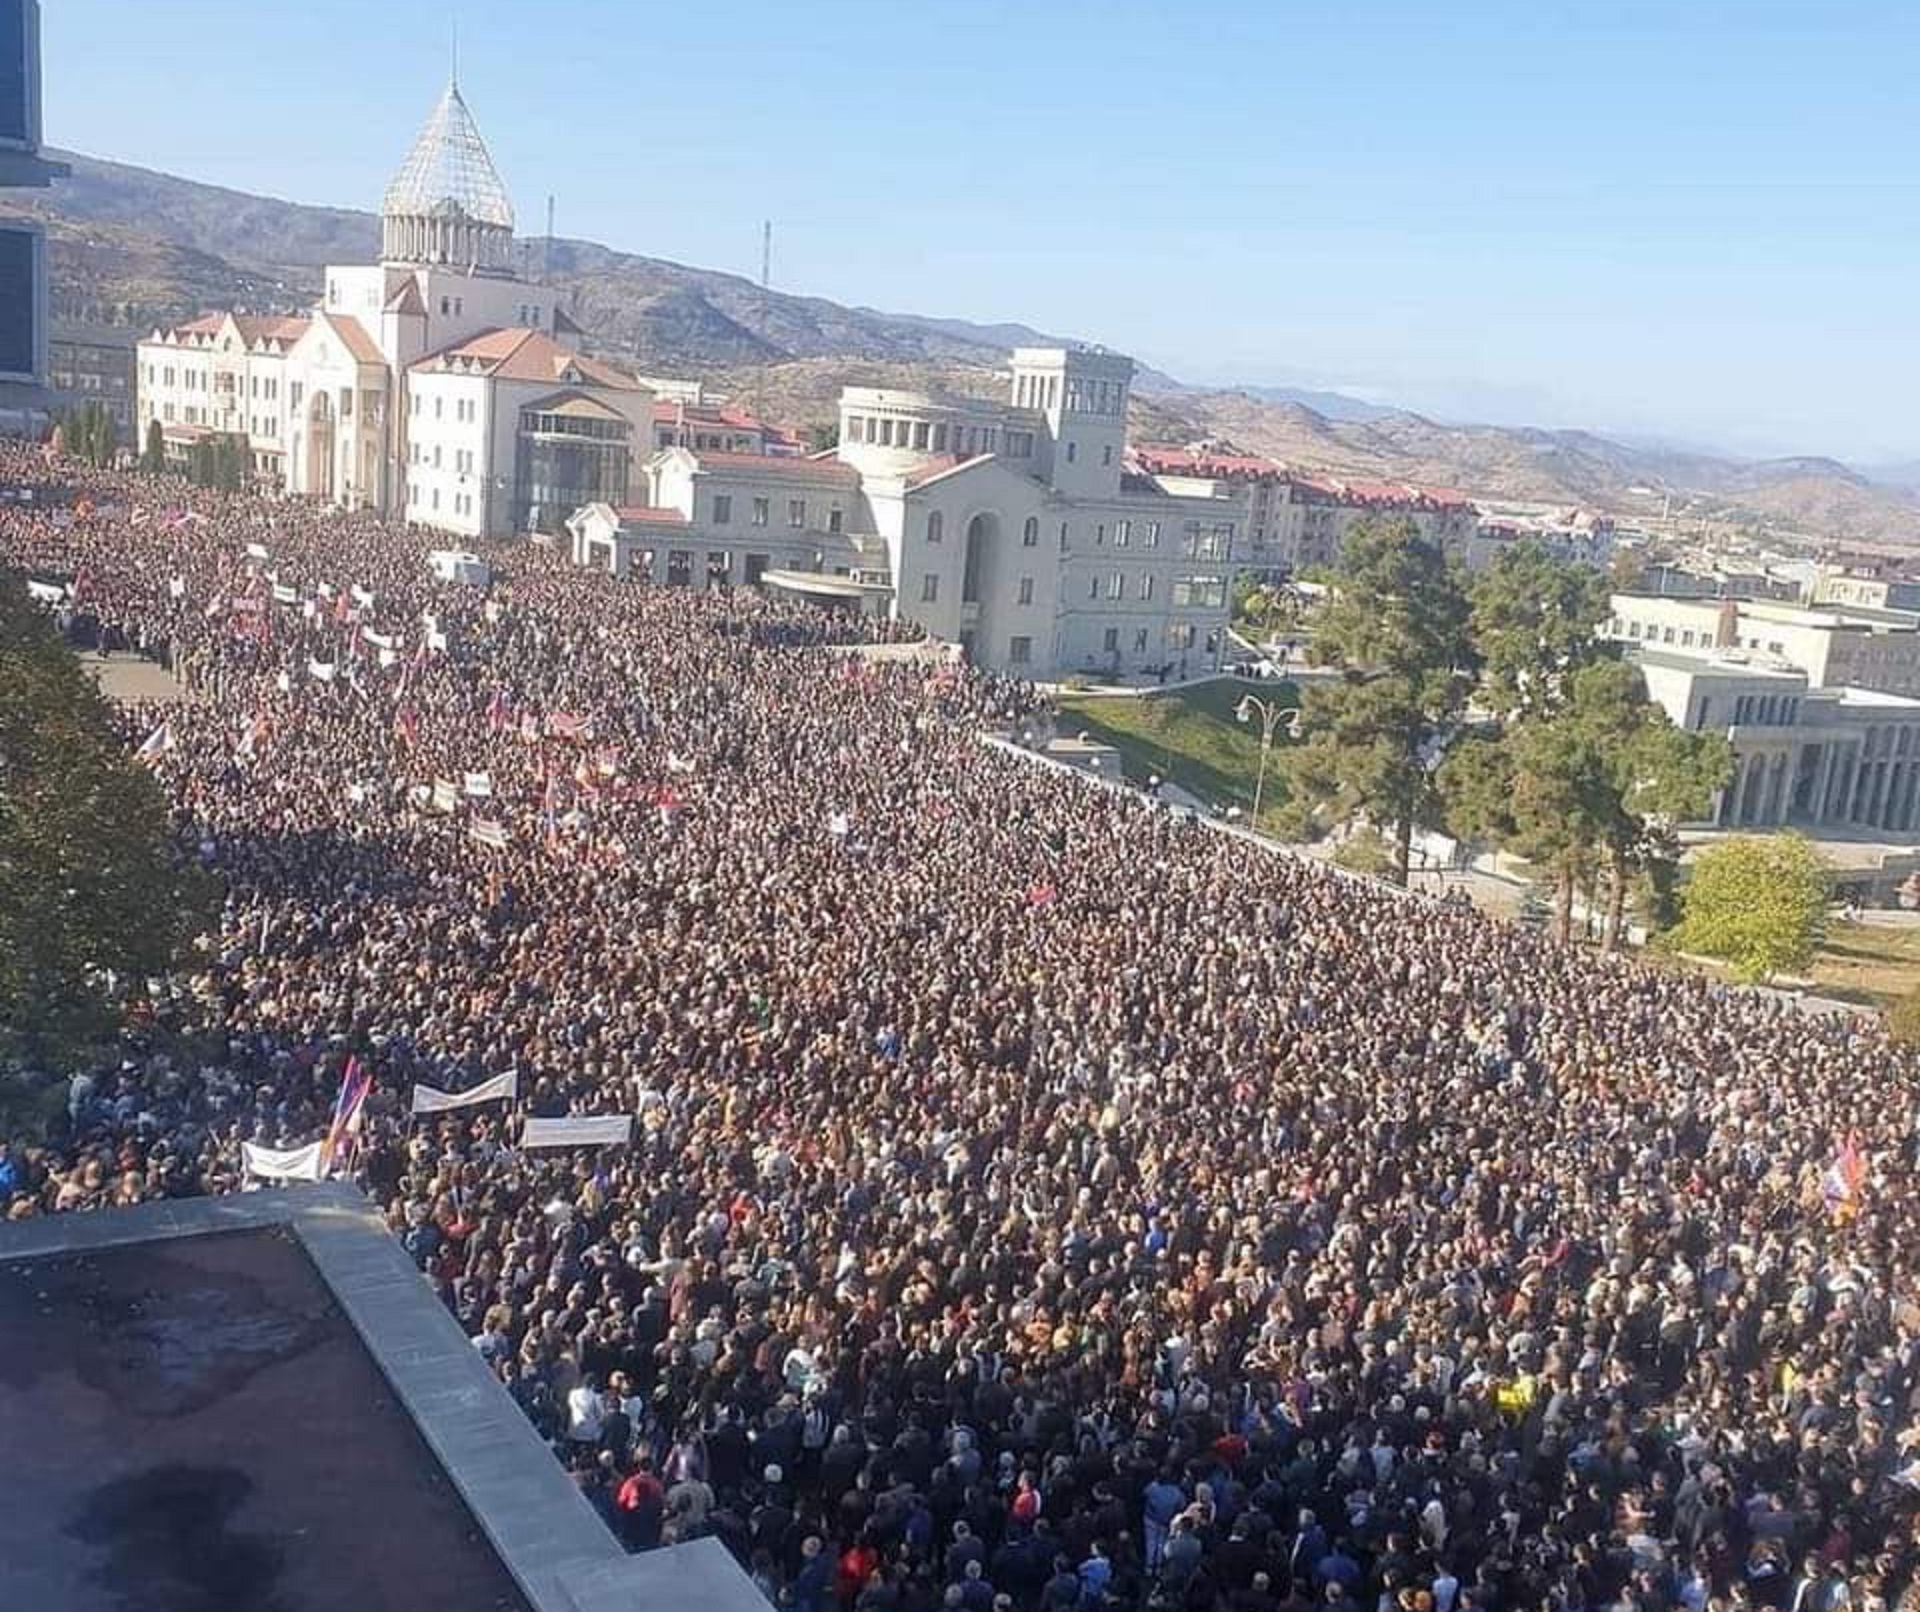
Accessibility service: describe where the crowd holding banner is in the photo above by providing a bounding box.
[9,443,1920,1612]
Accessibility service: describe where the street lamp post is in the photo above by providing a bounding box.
[1235,693,1300,826]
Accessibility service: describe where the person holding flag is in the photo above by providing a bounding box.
[1823,1133,1867,1223]
[320,1055,373,1176]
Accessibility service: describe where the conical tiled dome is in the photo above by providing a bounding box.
[381,81,515,271]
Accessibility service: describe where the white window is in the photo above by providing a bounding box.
[1089,574,1100,599]
[1023,517,1039,547]
[1145,521,1161,547]
[1104,627,1120,652]
[1140,574,1155,601]
[752,497,770,526]
[1107,572,1124,600]
[713,495,732,524]
[921,573,939,603]
[1018,577,1034,605]
[1116,520,1130,547]
[1134,628,1149,653]
[927,511,943,544]
[1009,636,1032,665]
[828,507,844,534]
[788,498,806,528]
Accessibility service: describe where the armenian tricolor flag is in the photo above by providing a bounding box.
[321,1056,372,1174]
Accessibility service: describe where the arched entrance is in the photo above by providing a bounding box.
[961,512,998,605]
[307,390,335,501]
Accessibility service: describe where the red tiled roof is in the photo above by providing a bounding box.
[902,454,999,490]
[314,312,384,366]
[385,280,427,316]
[1130,444,1285,479]
[685,449,859,484]
[236,315,310,347]
[415,328,637,390]
[614,505,691,525]
[650,401,772,432]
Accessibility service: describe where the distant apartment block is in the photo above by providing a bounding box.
[1126,444,1480,574]
[49,318,138,438]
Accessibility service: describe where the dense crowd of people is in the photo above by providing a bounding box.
[6,443,1920,1612]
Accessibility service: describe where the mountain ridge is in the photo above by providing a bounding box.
[12,149,1920,545]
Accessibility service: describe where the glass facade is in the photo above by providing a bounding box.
[512,406,630,535]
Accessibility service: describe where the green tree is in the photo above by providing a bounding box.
[1596,695,1732,947]
[140,416,166,474]
[1668,832,1831,982]
[0,576,214,1065]
[61,401,118,468]
[1443,658,1729,947]
[1447,547,1731,948]
[1281,519,1472,886]
[807,421,840,453]
[1470,538,1610,719]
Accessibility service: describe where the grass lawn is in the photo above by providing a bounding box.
[1660,921,1920,1012]
[1798,922,1920,1009]
[1054,677,1300,833]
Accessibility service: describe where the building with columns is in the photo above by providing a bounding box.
[1622,612,1920,836]
[137,78,648,537]
[569,347,1241,680]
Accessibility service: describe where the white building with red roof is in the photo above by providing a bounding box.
[1127,444,1480,576]
[138,78,651,536]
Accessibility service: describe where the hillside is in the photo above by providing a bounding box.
[17,149,1920,544]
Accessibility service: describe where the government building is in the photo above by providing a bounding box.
[137,77,1238,680]
[569,347,1241,680]
[137,79,650,538]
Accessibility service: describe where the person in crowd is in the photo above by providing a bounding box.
[9,445,1920,1612]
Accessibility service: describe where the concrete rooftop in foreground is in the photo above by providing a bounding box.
[0,1185,768,1612]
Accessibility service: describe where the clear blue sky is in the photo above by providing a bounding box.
[42,1,1920,462]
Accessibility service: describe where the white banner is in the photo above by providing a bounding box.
[410,1070,519,1114]
[272,584,299,605]
[362,627,395,650]
[521,1115,632,1150]
[245,542,269,561]
[26,579,64,604]
[308,659,336,682]
[463,771,493,798]
[243,1140,325,1181]
[432,778,461,812]
[351,585,375,607]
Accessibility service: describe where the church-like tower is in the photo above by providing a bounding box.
[380,80,516,274]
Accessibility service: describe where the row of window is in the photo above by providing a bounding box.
[407,443,476,473]
[844,415,1021,458]
[405,481,476,517]
[916,570,1223,610]
[1729,693,1801,726]
[1002,622,1215,668]
[410,393,478,424]
[711,493,845,534]
[930,515,1174,551]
